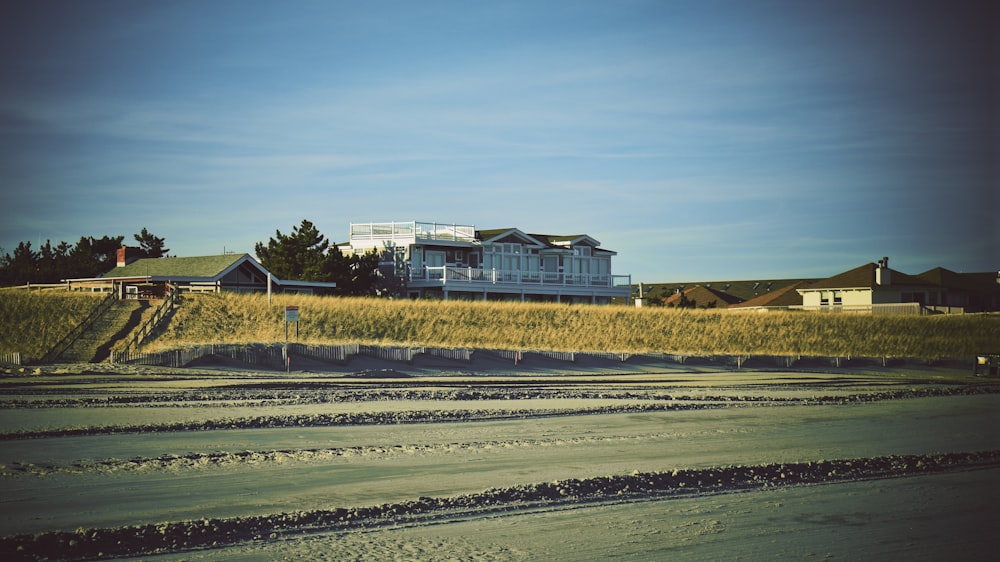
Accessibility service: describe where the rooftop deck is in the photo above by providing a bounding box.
[350,221,478,248]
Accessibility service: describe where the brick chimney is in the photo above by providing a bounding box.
[116,245,138,267]
[875,256,891,286]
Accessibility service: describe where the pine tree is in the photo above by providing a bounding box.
[134,228,169,258]
[255,219,333,282]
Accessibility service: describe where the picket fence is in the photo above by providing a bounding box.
[0,351,22,366]
[107,344,907,371]
[109,343,475,369]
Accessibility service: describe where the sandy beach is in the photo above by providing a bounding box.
[1,356,997,560]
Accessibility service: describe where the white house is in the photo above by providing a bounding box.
[345,221,632,303]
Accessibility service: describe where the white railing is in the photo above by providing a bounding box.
[412,266,630,289]
[350,221,477,244]
[787,302,925,315]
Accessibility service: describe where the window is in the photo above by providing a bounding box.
[486,243,527,271]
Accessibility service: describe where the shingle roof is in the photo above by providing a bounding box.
[102,254,249,280]
[917,268,1000,293]
[475,228,517,241]
[805,262,934,290]
[663,285,744,308]
[729,281,811,308]
[649,279,811,302]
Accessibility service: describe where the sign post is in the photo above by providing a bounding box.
[284,305,299,372]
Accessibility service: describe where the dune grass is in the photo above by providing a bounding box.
[0,289,108,360]
[143,292,1000,359]
[4,291,996,362]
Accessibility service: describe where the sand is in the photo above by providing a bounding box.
[0,357,997,560]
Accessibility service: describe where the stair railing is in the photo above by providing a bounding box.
[115,283,179,358]
[40,290,118,363]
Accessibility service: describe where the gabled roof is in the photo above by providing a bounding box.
[540,234,601,247]
[802,262,933,290]
[476,228,548,247]
[729,281,811,308]
[102,254,253,280]
[98,253,337,289]
[476,228,618,254]
[663,285,744,308]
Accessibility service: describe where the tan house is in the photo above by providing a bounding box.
[796,257,999,313]
[344,221,632,303]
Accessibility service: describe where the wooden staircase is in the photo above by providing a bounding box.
[56,300,149,363]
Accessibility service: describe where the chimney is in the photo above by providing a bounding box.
[875,256,891,286]
[116,245,137,268]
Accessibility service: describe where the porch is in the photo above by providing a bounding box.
[407,265,632,302]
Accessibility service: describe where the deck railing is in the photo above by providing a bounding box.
[413,266,630,289]
[350,221,477,245]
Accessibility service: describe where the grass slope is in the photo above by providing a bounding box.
[0,290,108,360]
[144,293,999,359]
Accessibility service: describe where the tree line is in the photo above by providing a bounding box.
[1,220,391,297]
[0,229,168,286]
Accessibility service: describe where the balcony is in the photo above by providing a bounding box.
[411,266,631,291]
[350,221,477,248]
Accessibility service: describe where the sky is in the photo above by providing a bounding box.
[0,0,995,283]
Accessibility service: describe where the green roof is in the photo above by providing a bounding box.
[102,254,249,280]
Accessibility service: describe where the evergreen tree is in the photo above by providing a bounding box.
[255,219,333,281]
[68,235,124,278]
[254,219,384,295]
[337,249,382,296]
[134,228,169,258]
[0,241,37,286]
[0,231,163,286]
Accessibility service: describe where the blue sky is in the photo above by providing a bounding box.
[1,0,995,282]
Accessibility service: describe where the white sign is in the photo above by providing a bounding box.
[285,305,299,322]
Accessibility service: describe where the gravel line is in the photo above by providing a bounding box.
[3,450,997,561]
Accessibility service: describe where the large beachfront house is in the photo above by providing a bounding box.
[344,221,632,303]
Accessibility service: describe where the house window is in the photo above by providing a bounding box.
[833,291,842,306]
[486,243,528,271]
[820,291,830,306]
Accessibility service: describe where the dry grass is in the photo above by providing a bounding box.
[0,290,108,360]
[144,292,1000,359]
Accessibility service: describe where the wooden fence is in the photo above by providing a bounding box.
[108,343,922,372]
[0,351,21,366]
